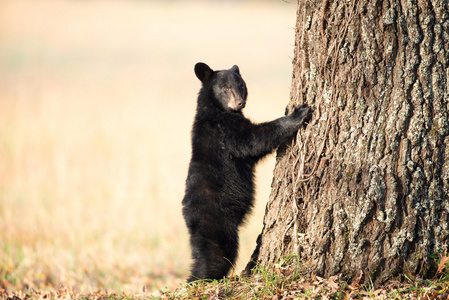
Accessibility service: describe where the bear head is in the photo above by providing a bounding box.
[195,62,248,112]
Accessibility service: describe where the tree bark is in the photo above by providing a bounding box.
[247,0,449,286]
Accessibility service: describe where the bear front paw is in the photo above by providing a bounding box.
[291,105,312,124]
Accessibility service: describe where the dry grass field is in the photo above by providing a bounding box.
[0,0,296,294]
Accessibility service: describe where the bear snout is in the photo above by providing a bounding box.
[227,93,246,111]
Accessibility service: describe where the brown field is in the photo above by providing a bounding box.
[0,0,296,294]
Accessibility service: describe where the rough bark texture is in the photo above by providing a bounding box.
[247,0,449,285]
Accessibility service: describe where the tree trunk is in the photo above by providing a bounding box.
[247,0,449,286]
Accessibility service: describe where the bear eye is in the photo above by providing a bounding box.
[223,87,231,92]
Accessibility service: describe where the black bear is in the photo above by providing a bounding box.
[182,62,311,282]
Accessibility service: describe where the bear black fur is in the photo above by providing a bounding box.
[182,62,311,282]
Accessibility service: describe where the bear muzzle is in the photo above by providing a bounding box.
[237,100,246,108]
[228,99,245,111]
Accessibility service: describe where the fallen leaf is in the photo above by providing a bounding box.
[350,270,363,287]
[436,248,449,275]
[327,279,340,292]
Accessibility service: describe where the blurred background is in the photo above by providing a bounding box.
[0,0,296,294]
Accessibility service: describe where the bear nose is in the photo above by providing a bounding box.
[237,100,246,108]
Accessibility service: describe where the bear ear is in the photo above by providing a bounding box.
[230,65,240,76]
[194,62,214,83]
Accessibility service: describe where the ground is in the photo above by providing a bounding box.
[2,261,449,299]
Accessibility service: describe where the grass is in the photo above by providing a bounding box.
[0,0,297,295]
[2,256,448,299]
[159,257,449,299]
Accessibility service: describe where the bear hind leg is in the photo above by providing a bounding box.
[188,235,237,282]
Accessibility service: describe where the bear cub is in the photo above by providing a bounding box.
[182,62,311,282]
